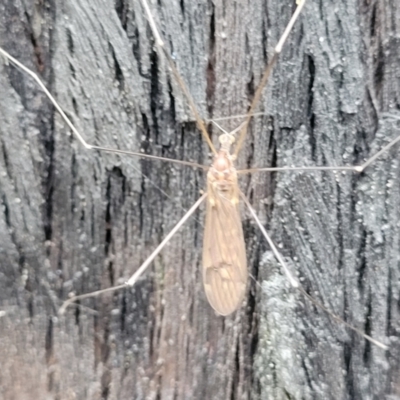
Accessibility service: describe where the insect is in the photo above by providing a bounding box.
[0,0,393,343]
[0,0,396,396]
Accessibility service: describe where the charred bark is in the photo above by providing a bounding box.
[0,0,399,399]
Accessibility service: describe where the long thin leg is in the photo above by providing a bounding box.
[240,192,388,350]
[59,193,207,314]
[237,121,400,175]
[234,0,307,157]
[238,165,359,174]
[0,47,208,171]
[1,42,203,223]
[140,0,217,155]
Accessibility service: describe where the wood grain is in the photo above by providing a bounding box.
[0,0,399,398]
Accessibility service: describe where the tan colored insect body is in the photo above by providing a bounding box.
[203,134,246,315]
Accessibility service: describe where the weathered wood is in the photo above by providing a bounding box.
[0,0,399,399]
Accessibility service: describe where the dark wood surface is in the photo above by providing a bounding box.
[0,0,399,398]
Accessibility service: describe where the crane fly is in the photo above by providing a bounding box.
[203,133,246,315]
[0,0,393,349]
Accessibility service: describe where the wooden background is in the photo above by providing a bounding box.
[0,0,399,398]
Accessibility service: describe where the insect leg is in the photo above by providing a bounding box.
[59,193,207,314]
[0,47,207,171]
[240,192,389,350]
[139,0,216,155]
[234,0,307,157]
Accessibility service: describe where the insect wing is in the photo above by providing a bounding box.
[203,192,247,315]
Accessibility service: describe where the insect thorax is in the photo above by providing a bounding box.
[207,134,239,206]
